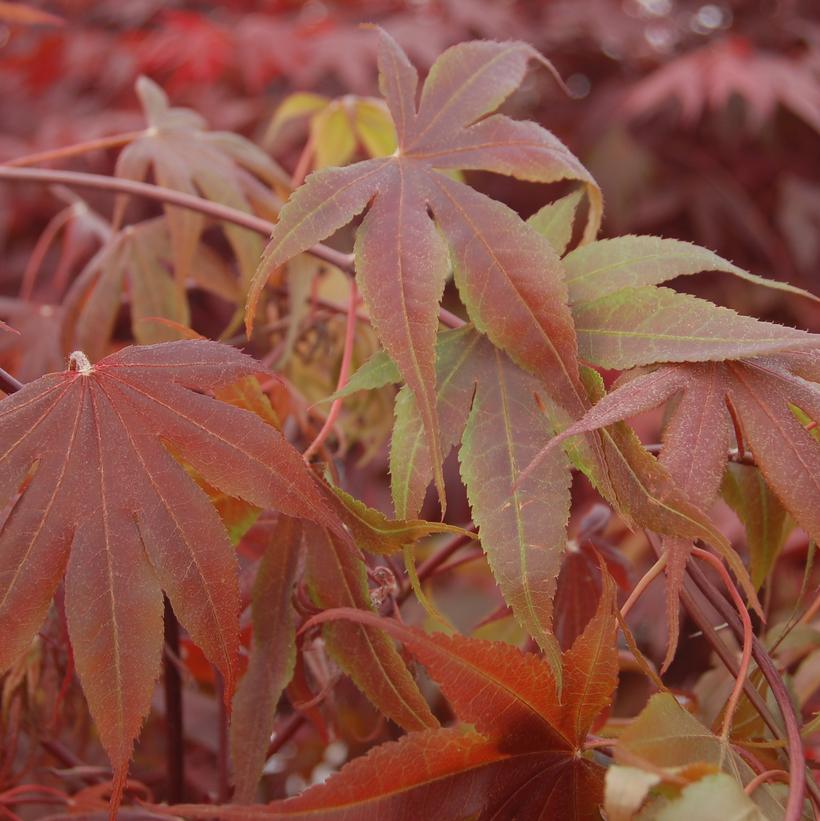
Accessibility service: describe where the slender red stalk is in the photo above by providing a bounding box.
[18,206,76,300]
[302,280,358,461]
[691,547,753,742]
[620,552,668,618]
[2,130,147,168]
[744,769,790,795]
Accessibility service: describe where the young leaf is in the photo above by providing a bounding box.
[117,77,283,283]
[0,340,343,809]
[302,523,438,732]
[230,515,302,803]
[527,188,584,256]
[247,28,603,506]
[61,217,239,361]
[617,693,785,818]
[722,464,792,589]
[170,578,618,818]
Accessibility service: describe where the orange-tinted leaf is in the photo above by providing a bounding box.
[230,516,302,803]
[167,598,618,819]
[558,561,618,740]
[0,340,342,810]
[302,524,438,732]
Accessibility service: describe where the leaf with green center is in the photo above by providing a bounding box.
[246,28,602,508]
[62,217,239,361]
[526,189,584,256]
[117,77,284,284]
[165,571,618,819]
[345,327,737,676]
[562,235,820,305]
[230,515,302,803]
[572,286,815,370]
[327,485,475,556]
[0,340,344,813]
[722,464,792,589]
[616,694,786,819]
[302,523,438,732]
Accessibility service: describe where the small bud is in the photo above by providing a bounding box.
[68,351,93,375]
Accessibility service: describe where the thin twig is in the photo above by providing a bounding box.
[0,166,464,330]
[2,131,147,168]
[303,280,358,460]
[163,597,184,804]
[687,560,811,820]
[691,547,753,742]
[0,368,23,394]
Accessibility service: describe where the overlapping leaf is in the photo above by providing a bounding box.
[342,327,731,678]
[166,565,618,820]
[265,92,397,169]
[116,76,285,283]
[247,28,603,506]
[0,340,344,810]
[615,693,787,818]
[528,349,820,660]
[301,522,438,733]
[230,515,302,803]
[61,217,240,361]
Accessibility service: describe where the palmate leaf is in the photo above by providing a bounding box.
[0,340,344,809]
[166,567,619,820]
[247,27,602,506]
[117,77,284,284]
[530,349,820,661]
[616,693,787,818]
[344,327,731,679]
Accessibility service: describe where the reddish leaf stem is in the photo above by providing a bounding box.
[1,131,148,168]
[691,547,752,742]
[620,552,667,618]
[686,559,811,821]
[265,712,305,758]
[18,205,76,300]
[302,280,358,461]
[291,133,315,189]
[743,769,790,795]
[0,368,23,394]
[162,597,184,804]
[214,670,230,803]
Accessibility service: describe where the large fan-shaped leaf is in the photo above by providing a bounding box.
[0,340,342,808]
[165,570,618,819]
